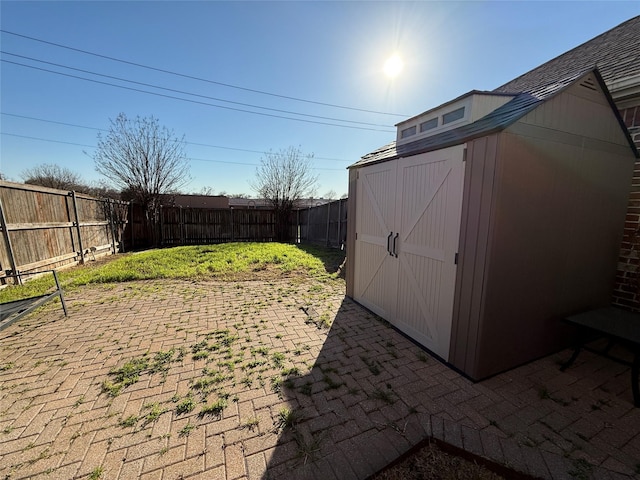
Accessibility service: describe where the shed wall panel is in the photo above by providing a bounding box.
[520,74,631,147]
[472,130,633,379]
[449,134,500,374]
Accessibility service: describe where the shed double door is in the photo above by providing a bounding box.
[353,145,465,360]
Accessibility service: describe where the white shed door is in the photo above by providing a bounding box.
[353,160,398,319]
[393,146,466,359]
[353,145,465,361]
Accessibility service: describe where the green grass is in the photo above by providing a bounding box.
[0,243,344,303]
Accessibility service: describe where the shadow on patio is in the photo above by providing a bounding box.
[263,297,640,480]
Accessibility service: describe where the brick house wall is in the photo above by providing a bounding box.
[613,104,640,310]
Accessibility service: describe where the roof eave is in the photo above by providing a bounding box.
[591,68,640,158]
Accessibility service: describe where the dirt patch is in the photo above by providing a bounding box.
[371,441,505,480]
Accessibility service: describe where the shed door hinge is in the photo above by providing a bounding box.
[462,148,467,162]
[454,252,459,265]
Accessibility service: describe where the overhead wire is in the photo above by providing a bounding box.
[0,132,346,171]
[1,112,353,162]
[2,59,394,133]
[1,51,393,128]
[1,29,407,117]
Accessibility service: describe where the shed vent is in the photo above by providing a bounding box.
[579,77,598,92]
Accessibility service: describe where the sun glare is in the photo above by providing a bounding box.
[383,54,404,78]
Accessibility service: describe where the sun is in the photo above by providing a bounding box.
[383,54,404,78]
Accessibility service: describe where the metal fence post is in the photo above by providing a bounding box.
[71,191,85,264]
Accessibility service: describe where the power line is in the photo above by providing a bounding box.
[1,112,353,162]
[2,59,395,133]
[2,112,104,132]
[188,157,342,171]
[1,132,95,148]
[1,51,393,128]
[1,29,407,117]
[0,132,346,171]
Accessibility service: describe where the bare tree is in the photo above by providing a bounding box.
[93,113,190,244]
[21,164,86,191]
[324,189,337,200]
[251,146,317,241]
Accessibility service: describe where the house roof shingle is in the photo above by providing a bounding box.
[495,16,640,94]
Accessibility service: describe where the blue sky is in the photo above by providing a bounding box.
[1,1,638,198]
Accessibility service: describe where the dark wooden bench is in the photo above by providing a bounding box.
[0,270,68,332]
[561,306,640,407]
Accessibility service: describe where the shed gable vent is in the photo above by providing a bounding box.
[579,76,598,92]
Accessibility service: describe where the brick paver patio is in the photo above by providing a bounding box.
[1,277,639,479]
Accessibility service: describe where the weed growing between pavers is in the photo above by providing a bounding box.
[369,387,396,405]
[568,458,593,480]
[361,355,382,375]
[119,415,138,428]
[178,422,196,437]
[241,416,260,431]
[175,395,196,415]
[294,430,325,466]
[88,466,104,480]
[199,398,228,419]
[274,407,302,432]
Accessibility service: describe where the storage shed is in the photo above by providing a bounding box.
[346,68,639,380]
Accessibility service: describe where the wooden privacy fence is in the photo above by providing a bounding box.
[0,181,127,282]
[137,200,348,248]
[298,198,347,248]
[157,206,296,246]
[0,182,348,280]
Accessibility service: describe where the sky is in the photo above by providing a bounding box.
[1,1,638,199]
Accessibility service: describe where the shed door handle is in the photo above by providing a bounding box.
[387,232,393,255]
[393,233,399,258]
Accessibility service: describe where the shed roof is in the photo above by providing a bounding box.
[352,69,615,168]
[495,16,640,94]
